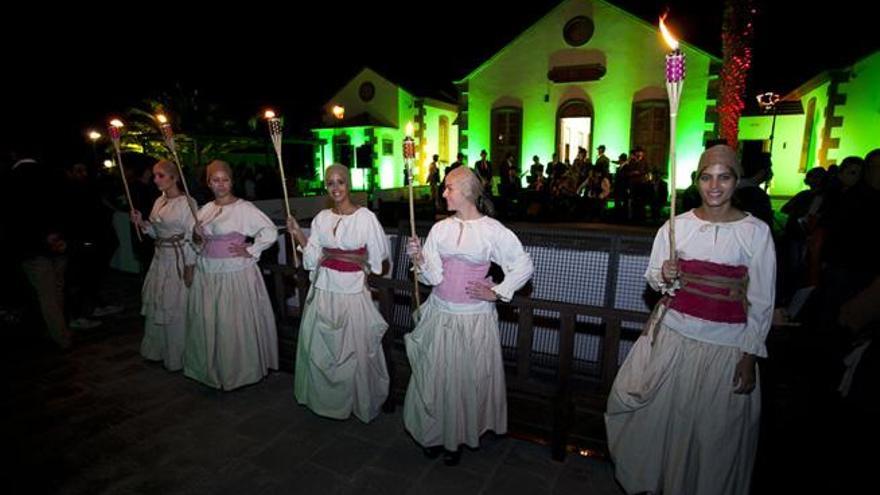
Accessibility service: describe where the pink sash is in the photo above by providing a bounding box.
[320,247,368,272]
[203,232,247,259]
[433,256,492,304]
[668,258,749,324]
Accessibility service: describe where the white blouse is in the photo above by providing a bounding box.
[418,216,534,314]
[302,207,390,294]
[142,194,198,265]
[646,209,776,357]
[196,199,278,273]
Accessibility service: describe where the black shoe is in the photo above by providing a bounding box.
[443,449,461,466]
[422,446,443,459]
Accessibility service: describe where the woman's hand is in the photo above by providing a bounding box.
[192,222,205,245]
[661,259,680,284]
[733,353,757,394]
[286,215,308,247]
[406,237,424,267]
[130,210,146,230]
[229,243,253,258]
[466,281,498,302]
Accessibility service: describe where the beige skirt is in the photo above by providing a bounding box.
[294,286,389,423]
[605,323,761,495]
[403,296,507,450]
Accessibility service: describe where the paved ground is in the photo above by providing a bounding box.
[1,273,623,495]
[4,270,873,494]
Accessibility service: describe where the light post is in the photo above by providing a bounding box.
[87,130,102,168]
[756,92,781,154]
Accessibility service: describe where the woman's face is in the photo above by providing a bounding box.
[698,163,737,208]
[208,169,233,198]
[325,170,350,205]
[442,173,471,212]
[153,165,176,193]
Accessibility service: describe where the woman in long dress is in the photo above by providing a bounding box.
[404,166,534,465]
[287,164,391,423]
[130,160,197,371]
[184,160,279,390]
[605,144,776,494]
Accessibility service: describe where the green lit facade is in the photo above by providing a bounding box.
[312,67,458,191]
[455,0,720,191]
[739,50,880,196]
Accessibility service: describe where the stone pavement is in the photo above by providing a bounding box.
[2,273,624,495]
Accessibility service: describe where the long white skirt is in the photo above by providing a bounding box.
[403,296,507,450]
[294,286,389,423]
[184,265,278,390]
[140,247,187,371]
[605,323,761,495]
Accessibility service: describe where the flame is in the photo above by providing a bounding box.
[109,118,124,128]
[331,105,345,120]
[264,109,276,119]
[88,130,102,141]
[405,121,414,136]
[156,114,168,124]
[659,14,679,51]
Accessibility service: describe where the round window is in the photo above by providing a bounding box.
[359,82,375,102]
[563,16,594,47]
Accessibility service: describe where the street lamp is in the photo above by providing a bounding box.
[756,92,781,154]
[87,130,102,168]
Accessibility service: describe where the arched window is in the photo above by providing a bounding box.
[439,115,449,162]
[491,107,522,168]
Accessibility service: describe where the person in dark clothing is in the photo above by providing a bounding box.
[62,162,121,328]
[623,147,651,222]
[474,149,492,193]
[734,151,774,228]
[6,152,72,348]
[595,145,610,172]
[681,170,702,213]
[428,154,442,210]
[128,159,161,275]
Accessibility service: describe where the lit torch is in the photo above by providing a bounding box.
[265,109,298,267]
[403,122,421,313]
[661,14,685,261]
[156,113,198,222]
[107,118,141,241]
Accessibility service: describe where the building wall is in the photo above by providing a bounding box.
[322,68,401,128]
[739,51,879,197]
[417,104,459,182]
[835,51,880,161]
[463,0,714,188]
[739,115,808,196]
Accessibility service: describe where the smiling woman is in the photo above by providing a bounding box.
[606,144,776,494]
[286,163,393,423]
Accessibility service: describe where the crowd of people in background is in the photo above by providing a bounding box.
[432,145,669,224]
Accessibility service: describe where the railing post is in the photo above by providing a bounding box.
[374,279,398,413]
[552,311,576,461]
[602,318,622,394]
[272,267,287,323]
[515,301,534,384]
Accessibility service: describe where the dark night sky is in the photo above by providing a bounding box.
[3,0,875,164]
